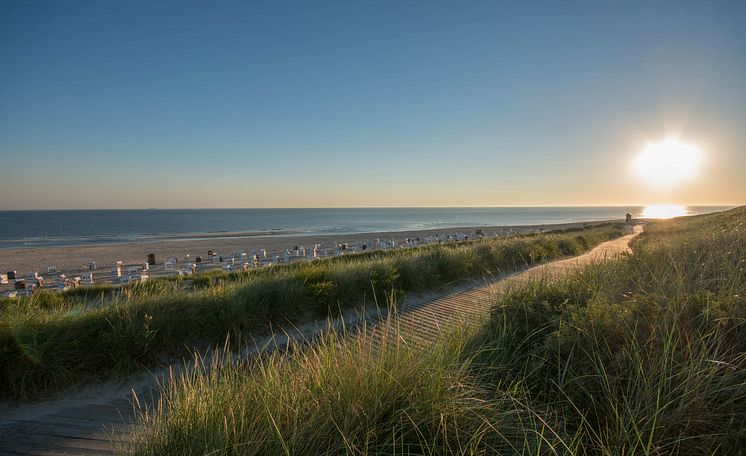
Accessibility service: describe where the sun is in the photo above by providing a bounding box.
[634,138,703,187]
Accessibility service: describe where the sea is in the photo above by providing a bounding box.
[0,206,734,249]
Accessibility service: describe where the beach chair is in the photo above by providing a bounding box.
[26,272,43,288]
[113,261,123,278]
[0,274,7,284]
[165,258,177,271]
[82,272,94,284]
[88,261,96,270]
[47,266,58,274]
[55,274,66,289]
[125,271,147,284]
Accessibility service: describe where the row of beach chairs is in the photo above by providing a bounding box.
[2,230,491,297]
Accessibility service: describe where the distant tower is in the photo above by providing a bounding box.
[624,213,634,234]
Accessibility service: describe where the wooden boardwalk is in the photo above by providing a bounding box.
[0,227,641,456]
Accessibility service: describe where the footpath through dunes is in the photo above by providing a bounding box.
[367,224,643,349]
[0,226,642,456]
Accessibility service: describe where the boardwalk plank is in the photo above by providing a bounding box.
[0,429,114,453]
[0,425,112,447]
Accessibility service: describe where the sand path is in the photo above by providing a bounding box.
[0,225,642,456]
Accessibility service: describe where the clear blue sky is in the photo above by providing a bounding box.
[1,0,744,209]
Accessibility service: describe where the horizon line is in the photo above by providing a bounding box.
[0,203,741,212]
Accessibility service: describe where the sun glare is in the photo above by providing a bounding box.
[634,138,702,187]
[641,204,688,219]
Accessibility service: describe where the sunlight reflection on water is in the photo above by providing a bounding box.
[641,205,689,219]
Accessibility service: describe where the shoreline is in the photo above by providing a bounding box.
[0,229,305,250]
[0,219,620,250]
[0,219,621,275]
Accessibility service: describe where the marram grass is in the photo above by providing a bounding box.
[126,315,570,456]
[1,225,621,400]
[127,206,745,455]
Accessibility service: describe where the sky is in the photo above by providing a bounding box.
[1,0,745,209]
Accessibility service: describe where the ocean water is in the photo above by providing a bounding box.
[0,206,733,249]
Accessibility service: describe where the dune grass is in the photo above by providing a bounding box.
[127,207,745,455]
[127,317,568,456]
[466,206,746,454]
[0,225,621,400]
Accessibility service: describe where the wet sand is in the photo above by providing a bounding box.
[0,220,619,276]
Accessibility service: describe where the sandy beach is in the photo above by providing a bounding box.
[0,220,619,277]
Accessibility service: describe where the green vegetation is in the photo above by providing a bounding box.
[127,318,550,455]
[0,225,621,400]
[128,207,745,455]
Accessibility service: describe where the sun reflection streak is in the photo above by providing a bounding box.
[641,205,688,219]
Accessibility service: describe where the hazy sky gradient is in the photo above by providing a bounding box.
[1,0,744,209]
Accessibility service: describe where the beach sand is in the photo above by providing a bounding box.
[0,220,618,279]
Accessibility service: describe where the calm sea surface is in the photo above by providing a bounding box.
[0,206,733,249]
